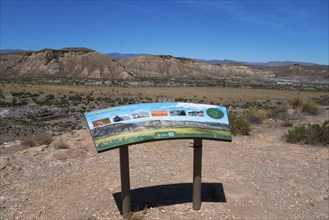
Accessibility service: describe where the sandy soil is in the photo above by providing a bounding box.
[0,108,328,219]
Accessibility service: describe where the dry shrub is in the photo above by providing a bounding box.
[242,108,266,124]
[127,209,148,220]
[301,101,319,115]
[21,135,53,147]
[54,137,70,149]
[289,97,303,109]
[267,106,289,120]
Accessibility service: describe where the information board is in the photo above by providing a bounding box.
[85,102,232,152]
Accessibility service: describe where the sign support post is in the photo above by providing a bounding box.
[193,138,202,210]
[119,145,131,217]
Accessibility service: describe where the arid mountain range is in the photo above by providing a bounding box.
[0,48,132,79]
[0,48,328,81]
[106,52,319,67]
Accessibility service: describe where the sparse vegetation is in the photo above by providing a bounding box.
[144,96,153,103]
[54,137,70,149]
[289,97,302,109]
[283,121,329,146]
[175,97,187,102]
[127,209,148,220]
[21,135,53,147]
[267,106,289,120]
[241,108,266,124]
[1,82,328,146]
[301,101,319,115]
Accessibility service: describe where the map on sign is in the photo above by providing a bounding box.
[84,102,232,152]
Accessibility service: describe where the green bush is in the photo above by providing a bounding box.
[283,121,329,146]
[301,101,319,115]
[229,113,251,135]
[284,126,307,143]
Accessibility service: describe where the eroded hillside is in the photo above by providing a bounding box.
[0,48,132,79]
[118,55,275,78]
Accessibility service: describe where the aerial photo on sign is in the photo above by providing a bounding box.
[84,102,232,152]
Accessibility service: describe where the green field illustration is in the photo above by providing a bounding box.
[95,127,231,151]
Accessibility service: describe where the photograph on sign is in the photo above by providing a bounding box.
[84,102,232,152]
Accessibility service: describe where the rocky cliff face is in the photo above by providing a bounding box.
[0,48,133,79]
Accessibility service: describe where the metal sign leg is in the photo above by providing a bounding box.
[193,138,202,210]
[119,145,131,217]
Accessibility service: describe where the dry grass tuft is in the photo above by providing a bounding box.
[301,101,320,115]
[21,135,53,147]
[54,137,70,149]
[289,97,303,109]
[267,106,289,120]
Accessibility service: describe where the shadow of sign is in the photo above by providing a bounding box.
[113,182,226,213]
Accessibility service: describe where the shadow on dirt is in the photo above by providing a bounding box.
[113,182,226,213]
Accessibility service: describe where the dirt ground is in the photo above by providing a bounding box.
[0,105,328,219]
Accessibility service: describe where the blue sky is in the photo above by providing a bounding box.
[1,0,328,64]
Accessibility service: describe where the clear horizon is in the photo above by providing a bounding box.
[1,0,328,65]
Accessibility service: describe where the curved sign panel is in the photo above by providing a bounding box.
[84,102,232,152]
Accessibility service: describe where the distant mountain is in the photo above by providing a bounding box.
[106,52,148,59]
[261,61,318,67]
[2,50,320,67]
[105,52,319,66]
[118,55,275,78]
[197,59,318,67]
[0,49,25,54]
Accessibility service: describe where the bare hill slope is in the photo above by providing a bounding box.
[119,55,275,78]
[0,48,133,79]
